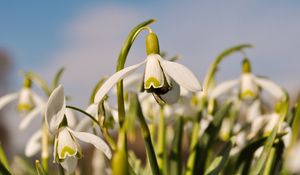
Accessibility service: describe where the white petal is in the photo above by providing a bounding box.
[60,156,78,173]
[25,130,42,157]
[18,88,34,108]
[45,85,66,134]
[94,60,146,104]
[246,100,261,122]
[86,103,98,117]
[19,105,44,130]
[209,79,239,99]
[264,113,280,132]
[0,92,18,110]
[249,117,265,139]
[158,56,202,92]
[57,127,78,159]
[123,74,143,91]
[67,128,112,159]
[240,73,258,99]
[75,117,93,132]
[159,79,180,104]
[144,55,164,89]
[255,77,285,99]
[65,108,78,129]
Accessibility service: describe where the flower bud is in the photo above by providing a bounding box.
[242,58,251,73]
[146,32,160,55]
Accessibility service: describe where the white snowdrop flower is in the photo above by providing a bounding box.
[286,142,300,174]
[0,78,45,130]
[45,85,112,173]
[94,31,201,105]
[209,59,284,101]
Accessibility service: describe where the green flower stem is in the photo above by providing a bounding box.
[157,108,166,175]
[262,148,276,175]
[169,117,184,175]
[41,121,49,173]
[185,121,200,175]
[203,44,252,92]
[0,142,11,173]
[112,128,129,175]
[66,105,99,124]
[112,19,155,175]
[291,97,300,146]
[66,105,116,150]
[116,18,155,127]
[131,94,160,175]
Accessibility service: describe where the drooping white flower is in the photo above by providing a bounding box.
[209,59,284,101]
[24,108,77,158]
[45,85,112,173]
[0,79,45,130]
[94,31,201,105]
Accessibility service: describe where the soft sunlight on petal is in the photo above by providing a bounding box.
[0,92,18,110]
[67,128,112,159]
[25,130,42,157]
[209,79,239,99]
[255,77,285,100]
[94,60,147,104]
[45,85,66,134]
[144,54,164,89]
[159,57,202,92]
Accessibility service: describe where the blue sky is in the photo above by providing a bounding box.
[0,1,299,103]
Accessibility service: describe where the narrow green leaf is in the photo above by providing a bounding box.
[291,97,300,145]
[35,160,47,175]
[0,143,10,173]
[0,161,11,175]
[52,67,65,90]
[130,94,160,175]
[169,116,184,175]
[205,140,232,175]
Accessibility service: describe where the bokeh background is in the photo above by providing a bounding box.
[0,0,299,159]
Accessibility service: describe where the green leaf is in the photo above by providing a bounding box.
[35,160,47,175]
[51,67,65,90]
[291,97,300,145]
[0,143,10,173]
[169,117,184,175]
[0,161,11,175]
[203,44,253,91]
[12,156,36,175]
[129,93,160,175]
[205,140,232,175]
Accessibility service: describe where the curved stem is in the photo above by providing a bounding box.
[66,105,99,124]
[203,44,252,92]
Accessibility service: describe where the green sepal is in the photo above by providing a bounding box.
[146,32,160,55]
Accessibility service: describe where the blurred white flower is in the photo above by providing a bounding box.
[0,79,45,130]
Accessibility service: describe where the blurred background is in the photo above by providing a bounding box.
[0,0,299,161]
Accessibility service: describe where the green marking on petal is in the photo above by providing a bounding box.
[60,146,76,158]
[145,77,162,89]
[241,90,256,99]
[17,103,32,112]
